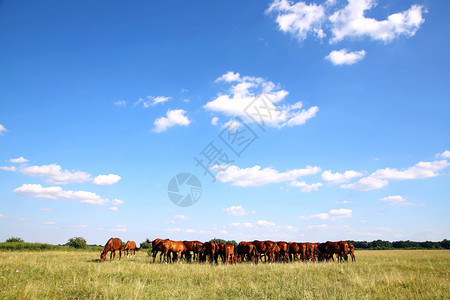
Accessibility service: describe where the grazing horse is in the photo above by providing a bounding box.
[236,242,259,264]
[305,243,318,262]
[146,238,167,263]
[253,240,271,262]
[276,241,289,262]
[123,241,138,258]
[200,242,218,264]
[224,243,236,264]
[288,242,306,262]
[183,241,203,262]
[348,243,356,262]
[165,240,191,263]
[100,238,122,262]
[216,243,226,263]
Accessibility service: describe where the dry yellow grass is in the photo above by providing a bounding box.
[0,250,448,299]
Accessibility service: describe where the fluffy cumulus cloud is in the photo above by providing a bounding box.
[93,174,121,186]
[329,0,426,43]
[325,49,366,65]
[266,0,326,41]
[211,116,219,125]
[267,0,426,43]
[290,180,323,192]
[436,150,450,159]
[10,157,28,163]
[380,195,412,206]
[0,160,122,187]
[299,208,352,220]
[13,184,115,206]
[0,124,7,134]
[341,159,449,191]
[20,164,92,185]
[135,96,171,108]
[223,205,247,216]
[0,166,17,172]
[114,100,127,107]
[153,109,191,132]
[216,164,321,187]
[204,72,318,128]
[321,169,363,184]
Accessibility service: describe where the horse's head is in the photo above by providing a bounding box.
[100,252,106,262]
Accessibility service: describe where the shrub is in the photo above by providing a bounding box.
[66,237,87,249]
[6,237,24,243]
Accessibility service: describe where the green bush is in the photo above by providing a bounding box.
[66,237,87,249]
[5,237,24,243]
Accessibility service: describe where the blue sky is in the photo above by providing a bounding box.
[0,0,449,245]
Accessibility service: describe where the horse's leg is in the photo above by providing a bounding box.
[119,249,121,260]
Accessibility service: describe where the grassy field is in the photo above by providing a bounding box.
[0,250,448,299]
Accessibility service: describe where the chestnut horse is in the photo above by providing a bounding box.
[123,241,138,258]
[100,238,122,262]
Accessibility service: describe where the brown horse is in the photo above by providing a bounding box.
[100,238,122,262]
[123,241,138,258]
[348,243,356,262]
[224,243,236,264]
[183,241,203,262]
[147,238,167,263]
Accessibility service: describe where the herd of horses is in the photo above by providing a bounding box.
[100,238,356,264]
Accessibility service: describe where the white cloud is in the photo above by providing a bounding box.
[211,116,219,125]
[18,218,28,222]
[230,222,254,228]
[360,220,367,223]
[174,215,190,221]
[223,205,247,216]
[0,214,8,218]
[185,229,196,233]
[110,226,126,232]
[322,169,363,183]
[342,159,449,191]
[436,150,450,159]
[39,208,51,211]
[165,228,181,232]
[135,96,171,108]
[266,0,326,41]
[111,199,124,206]
[341,176,388,191]
[13,184,112,206]
[329,0,426,43]
[10,157,28,164]
[336,200,352,204]
[153,109,191,132]
[257,220,276,226]
[20,164,92,185]
[290,180,323,192]
[299,208,352,220]
[43,221,55,225]
[0,166,17,172]
[114,100,127,107]
[325,49,366,65]
[377,227,393,232]
[109,206,118,211]
[93,174,121,186]
[0,124,7,135]
[216,164,321,187]
[204,72,318,128]
[306,224,330,230]
[380,195,412,206]
[267,0,426,44]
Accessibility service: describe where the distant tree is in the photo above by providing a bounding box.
[66,237,87,249]
[210,238,238,247]
[140,241,151,249]
[6,237,24,243]
[440,239,450,249]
